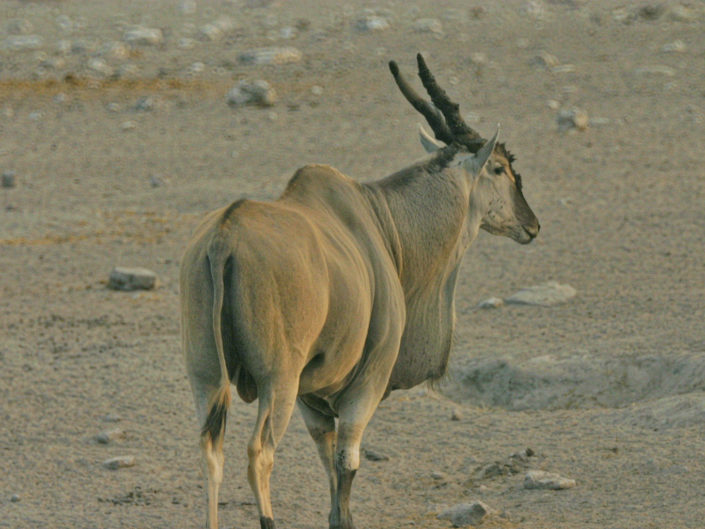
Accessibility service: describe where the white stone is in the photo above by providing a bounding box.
[557,108,589,131]
[438,501,493,527]
[239,47,302,65]
[227,80,277,107]
[661,40,686,53]
[108,267,157,290]
[356,15,390,32]
[524,470,576,490]
[413,18,443,35]
[505,281,576,306]
[95,428,125,444]
[102,455,136,470]
[478,297,504,309]
[634,65,676,77]
[3,35,43,51]
[123,26,163,46]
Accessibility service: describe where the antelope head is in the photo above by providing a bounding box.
[389,54,540,244]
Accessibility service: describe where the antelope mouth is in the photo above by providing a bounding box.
[517,223,539,244]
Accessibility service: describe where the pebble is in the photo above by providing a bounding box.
[2,170,16,189]
[450,408,462,421]
[102,455,136,470]
[477,297,504,309]
[362,447,389,461]
[634,65,676,77]
[108,267,157,291]
[2,35,44,51]
[238,47,302,65]
[95,428,126,444]
[87,58,113,77]
[413,18,443,36]
[438,501,493,527]
[505,281,577,306]
[524,470,576,490]
[100,41,130,61]
[226,80,277,107]
[6,18,33,35]
[120,120,137,132]
[102,413,122,423]
[10,493,21,503]
[557,108,589,131]
[355,15,390,32]
[123,26,163,46]
[661,40,686,53]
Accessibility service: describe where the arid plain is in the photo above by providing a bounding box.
[1,1,704,528]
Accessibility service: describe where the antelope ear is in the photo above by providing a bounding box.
[418,123,445,153]
[464,126,499,175]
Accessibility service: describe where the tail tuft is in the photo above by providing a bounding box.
[201,384,231,441]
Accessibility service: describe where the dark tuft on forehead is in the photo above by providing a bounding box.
[496,142,523,191]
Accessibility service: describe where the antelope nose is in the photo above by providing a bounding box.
[524,222,540,239]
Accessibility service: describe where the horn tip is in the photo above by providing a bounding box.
[388,60,399,75]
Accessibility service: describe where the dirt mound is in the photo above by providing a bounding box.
[442,352,705,411]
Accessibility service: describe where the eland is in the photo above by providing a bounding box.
[180,53,539,529]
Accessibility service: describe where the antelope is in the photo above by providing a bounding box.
[180,53,539,529]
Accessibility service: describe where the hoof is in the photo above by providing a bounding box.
[260,516,276,529]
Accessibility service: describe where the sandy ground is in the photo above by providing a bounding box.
[1,1,704,528]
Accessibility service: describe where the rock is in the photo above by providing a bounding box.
[524,470,576,490]
[668,5,697,22]
[438,501,492,527]
[87,58,113,77]
[431,471,446,480]
[178,37,197,50]
[238,47,302,65]
[108,267,157,291]
[478,297,504,309]
[95,428,126,444]
[10,493,21,503]
[102,413,122,423]
[2,170,16,189]
[123,26,163,46]
[102,456,136,470]
[199,17,235,41]
[355,15,390,32]
[100,41,131,61]
[450,408,462,421]
[661,40,686,53]
[362,447,389,461]
[413,18,443,36]
[179,0,197,15]
[557,108,589,131]
[226,80,277,107]
[6,18,33,35]
[120,120,137,132]
[505,281,576,306]
[2,35,43,51]
[634,65,676,77]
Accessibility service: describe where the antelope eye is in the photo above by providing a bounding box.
[493,166,504,175]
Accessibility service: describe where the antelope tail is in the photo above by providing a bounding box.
[202,237,232,441]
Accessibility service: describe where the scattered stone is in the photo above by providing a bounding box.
[3,35,44,51]
[100,41,131,61]
[6,18,33,35]
[532,51,560,69]
[413,18,444,36]
[108,267,157,291]
[134,96,159,112]
[438,501,493,527]
[178,37,197,50]
[87,58,113,77]
[311,85,324,96]
[102,455,136,470]
[2,170,16,189]
[557,108,589,131]
[56,14,74,33]
[362,447,389,461]
[524,470,576,490]
[355,15,390,32]
[149,174,169,188]
[179,0,197,15]
[102,413,122,423]
[634,65,676,77]
[120,120,137,132]
[238,47,302,65]
[505,281,576,306]
[226,80,277,107]
[95,428,126,444]
[10,493,21,503]
[478,297,504,309]
[199,17,235,41]
[123,26,163,46]
[450,408,462,421]
[661,40,686,53]
[668,5,697,22]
